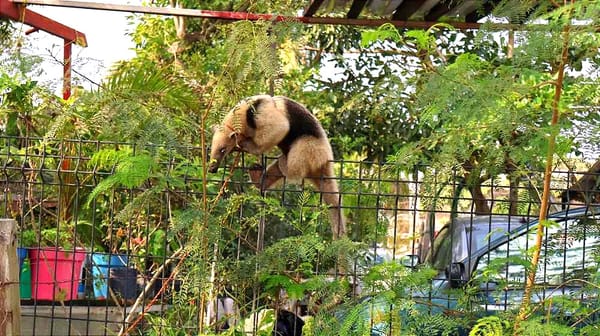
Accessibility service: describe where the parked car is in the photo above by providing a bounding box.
[335,207,600,335]
[350,215,524,295]
[443,206,600,314]
[356,214,524,274]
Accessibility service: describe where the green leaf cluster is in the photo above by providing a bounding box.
[86,148,158,205]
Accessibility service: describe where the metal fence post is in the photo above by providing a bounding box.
[0,218,21,336]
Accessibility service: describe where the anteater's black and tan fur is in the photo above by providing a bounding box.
[208,95,346,239]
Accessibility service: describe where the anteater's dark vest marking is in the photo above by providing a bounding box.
[279,99,322,155]
[245,98,323,155]
[246,99,260,130]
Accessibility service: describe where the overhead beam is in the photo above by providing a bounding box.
[347,0,368,19]
[445,0,479,20]
[425,2,452,22]
[405,0,440,20]
[1,0,87,46]
[391,0,426,20]
[10,0,487,30]
[465,1,496,23]
[303,0,325,17]
[11,0,575,31]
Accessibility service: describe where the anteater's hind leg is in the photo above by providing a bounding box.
[286,141,346,239]
[250,161,346,239]
[249,156,287,191]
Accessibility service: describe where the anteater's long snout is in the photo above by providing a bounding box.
[208,161,219,173]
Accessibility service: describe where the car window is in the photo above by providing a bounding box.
[454,223,510,264]
[468,225,509,255]
[427,220,514,272]
[474,214,600,288]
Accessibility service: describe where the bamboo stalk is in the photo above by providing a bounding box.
[514,1,573,331]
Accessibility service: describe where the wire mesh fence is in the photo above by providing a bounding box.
[1,135,599,335]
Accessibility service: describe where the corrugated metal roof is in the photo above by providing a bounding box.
[303,0,499,23]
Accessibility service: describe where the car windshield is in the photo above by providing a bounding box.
[474,212,600,289]
[427,218,515,271]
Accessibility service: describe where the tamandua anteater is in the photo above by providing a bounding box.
[208,95,346,239]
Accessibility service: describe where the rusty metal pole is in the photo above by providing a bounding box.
[63,39,72,100]
[0,218,22,336]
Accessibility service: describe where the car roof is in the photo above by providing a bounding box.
[450,215,526,228]
[437,215,525,233]
[463,206,600,264]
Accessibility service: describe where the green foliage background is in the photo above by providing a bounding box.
[2,0,600,335]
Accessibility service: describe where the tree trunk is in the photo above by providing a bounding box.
[469,183,490,215]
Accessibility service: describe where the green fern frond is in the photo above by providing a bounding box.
[516,316,575,336]
[469,316,509,336]
[338,301,374,336]
[491,0,539,24]
[213,20,283,104]
[406,312,461,336]
[170,208,205,234]
[298,190,312,207]
[105,64,196,109]
[89,148,133,170]
[86,177,118,206]
[87,151,157,205]
[114,187,162,223]
[114,154,156,188]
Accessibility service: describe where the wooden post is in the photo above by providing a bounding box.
[0,219,21,336]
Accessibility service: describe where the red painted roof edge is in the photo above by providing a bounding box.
[0,0,87,47]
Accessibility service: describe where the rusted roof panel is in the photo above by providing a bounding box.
[304,0,502,24]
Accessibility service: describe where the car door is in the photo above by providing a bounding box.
[470,209,600,317]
